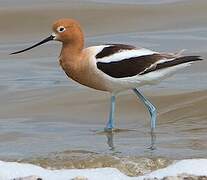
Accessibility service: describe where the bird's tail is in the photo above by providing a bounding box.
[155,55,203,70]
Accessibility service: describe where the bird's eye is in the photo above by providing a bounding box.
[57,26,66,33]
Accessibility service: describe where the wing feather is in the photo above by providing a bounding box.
[95,44,202,78]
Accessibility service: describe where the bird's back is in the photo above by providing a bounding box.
[83,44,203,92]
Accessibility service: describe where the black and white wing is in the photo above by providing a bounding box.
[95,44,202,78]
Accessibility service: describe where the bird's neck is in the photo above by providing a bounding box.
[59,37,85,74]
[60,34,84,61]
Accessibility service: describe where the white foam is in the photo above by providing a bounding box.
[0,159,207,180]
[140,159,207,179]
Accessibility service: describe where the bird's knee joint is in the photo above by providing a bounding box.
[150,107,157,116]
[152,108,157,114]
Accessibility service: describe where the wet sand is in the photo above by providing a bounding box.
[0,0,207,176]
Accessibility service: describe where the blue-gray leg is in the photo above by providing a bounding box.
[133,88,157,131]
[105,95,116,131]
[133,88,157,150]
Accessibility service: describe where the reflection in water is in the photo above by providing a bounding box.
[104,129,157,152]
[95,130,116,151]
[149,130,156,150]
[105,132,115,150]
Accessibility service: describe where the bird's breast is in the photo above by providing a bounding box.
[59,58,108,92]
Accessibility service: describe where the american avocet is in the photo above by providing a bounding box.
[11,18,203,134]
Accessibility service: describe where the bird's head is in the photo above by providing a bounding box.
[10,18,84,55]
[52,18,83,43]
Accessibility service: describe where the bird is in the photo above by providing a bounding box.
[11,18,203,134]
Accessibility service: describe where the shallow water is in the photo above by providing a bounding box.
[0,0,207,176]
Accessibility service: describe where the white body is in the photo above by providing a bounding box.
[85,45,192,93]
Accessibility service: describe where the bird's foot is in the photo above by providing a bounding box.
[104,127,115,132]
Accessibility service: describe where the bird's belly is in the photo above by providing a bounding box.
[63,67,109,92]
[73,76,109,91]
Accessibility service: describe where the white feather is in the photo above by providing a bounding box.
[99,63,192,93]
[91,45,111,55]
[97,48,157,63]
[157,58,174,64]
[87,45,194,93]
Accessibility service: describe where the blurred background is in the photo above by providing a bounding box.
[0,0,207,173]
